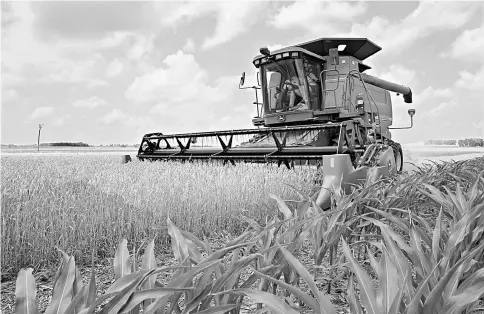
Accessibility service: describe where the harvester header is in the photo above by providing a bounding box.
[137,37,416,209]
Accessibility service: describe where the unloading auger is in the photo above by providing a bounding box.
[137,38,416,209]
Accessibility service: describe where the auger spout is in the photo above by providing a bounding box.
[360,73,413,103]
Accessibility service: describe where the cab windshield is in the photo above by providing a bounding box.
[262,57,321,113]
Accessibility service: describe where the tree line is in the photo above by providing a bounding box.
[40,142,90,147]
[424,138,484,147]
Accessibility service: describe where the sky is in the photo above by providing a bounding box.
[1,0,484,145]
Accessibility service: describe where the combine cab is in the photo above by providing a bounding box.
[137,38,416,209]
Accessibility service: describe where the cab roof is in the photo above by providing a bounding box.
[297,37,381,60]
[252,43,374,72]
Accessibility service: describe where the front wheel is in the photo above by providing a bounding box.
[394,145,403,173]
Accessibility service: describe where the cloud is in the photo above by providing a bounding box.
[201,2,269,49]
[127,34,155,61]
[73,96,109,109]
[345,2,479,57]
[31,2,156,40]
[373,65,418,88]
[455,65,484,91]
[271,1,367,34]
[126,50,209,104]
[100,32,132,49]
[54,114,72,126]
[125,50,255,133]
[2,89,19,103]
[445,22,484,61]
[429,98,457,116]
[417,87,454,105]
[97,109,158,138]
[183,38,195,52]
[30,107,54,119]
[87,79,109,89]
[105,59,124,77]
[100,109,128,124]
[156,1,270,49]
[44,53,106,85]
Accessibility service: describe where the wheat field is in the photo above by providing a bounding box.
[1,155,317,275]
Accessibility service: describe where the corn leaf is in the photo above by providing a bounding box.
[443,185,466,215]
[442,262,465,305]
[279,245,337,314]
[419,184,453,209]
[45,256,76,314]
[211,254,261,293]
[153,260,222,314]
[432,207,443,264]
[52,249,70,289]
[269,193,292,220]
[455,268,484,292]
[346,273,362,314]
[441,280,484,314]
[406,261,442,314]
[220,289,299,314]
[73,267,83,299]
[106,270,153,294]
[100,269,154,314]
[388,270,409,314]
[141,238,157,309]
[194,264,215,296]
[377,248,399,314]
[204,242,255,263]
[141,238,156,289]
[167,217,190,264]
[75,292,118,314]
[421,253,471,314]
[114,239,131,280]
[180,229,209,253]
[341,238,378,314]
[119,287,195,313]
[410,221,434,291]
[183,282,213,314]
[467,170,483,205]
[253,270,319,312]
[361,216,412,254]
[441,205,482,270]
[86,248,96,308]
[367,247,380,278]
[194,304,239,314]
[14,268,39,314]
[63,285,87,314]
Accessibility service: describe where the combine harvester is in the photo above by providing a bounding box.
[137,38,416,209]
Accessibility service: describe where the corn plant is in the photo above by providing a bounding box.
[342,167,484,314]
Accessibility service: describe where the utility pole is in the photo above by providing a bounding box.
[38,124,43,151]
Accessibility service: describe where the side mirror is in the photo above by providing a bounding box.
[256,71,260,86]
[408,109,415,117]
[240,72,246,87]
[329,48,339,65]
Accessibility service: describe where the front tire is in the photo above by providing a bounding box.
[392,142,403,173]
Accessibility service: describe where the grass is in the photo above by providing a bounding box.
[1,155,318,277]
